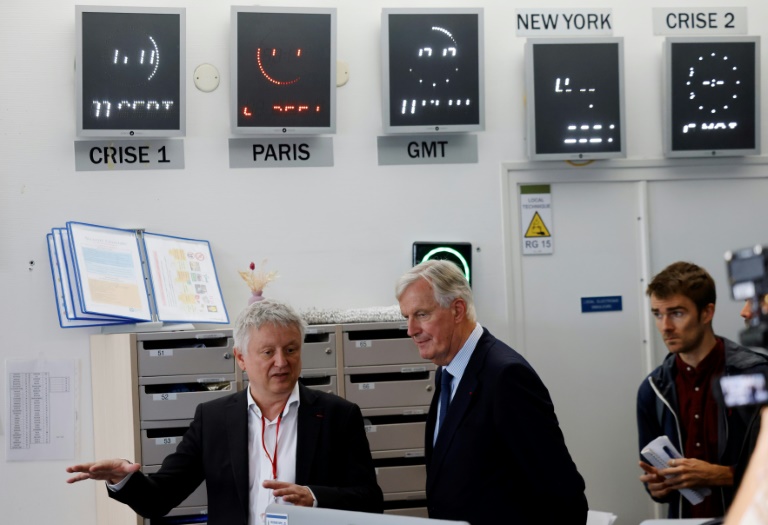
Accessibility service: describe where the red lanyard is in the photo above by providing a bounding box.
[261,402,288,480]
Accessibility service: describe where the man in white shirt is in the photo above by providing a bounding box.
[66,299,382,524]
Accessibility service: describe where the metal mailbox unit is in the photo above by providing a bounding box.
[299,324,340,396]
[91,329,236,525]
[341,321,434,518]
[137,331,236,523]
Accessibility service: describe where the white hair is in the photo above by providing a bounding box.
[395,260,476,323]
[233,299,306,355]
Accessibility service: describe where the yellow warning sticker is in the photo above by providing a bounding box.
[524,211,551,238]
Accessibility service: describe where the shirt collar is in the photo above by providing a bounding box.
[246,381,301,421]
[445,322,482,383]
[674,337,725,377]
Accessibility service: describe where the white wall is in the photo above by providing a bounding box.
[1,0,767,524]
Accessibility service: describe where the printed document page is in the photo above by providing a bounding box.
[6,359,76,461]
[67,222,152,321]
[143,232,229,323]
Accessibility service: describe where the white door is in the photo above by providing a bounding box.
[505,177,653,524]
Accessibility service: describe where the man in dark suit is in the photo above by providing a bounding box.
[66,299,383,524]
[396,260,588,525]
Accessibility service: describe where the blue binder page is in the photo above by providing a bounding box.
[53,228,124,322]
[66,222,152,322]
[142,232,229,324]
[46,234,128,328]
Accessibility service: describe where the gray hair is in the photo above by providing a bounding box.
[233,299,306,355]
[395,260,476,323]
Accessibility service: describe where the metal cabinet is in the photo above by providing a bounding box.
[91,329,235,525]
[299,324,339,396]
[341,322,433,517]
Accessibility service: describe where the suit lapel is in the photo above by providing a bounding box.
[425,370,440,461]
[295,384,321,485]
[428,330,491,490]
[226,390,250,520]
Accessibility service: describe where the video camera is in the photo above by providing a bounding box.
[713,371,768,408]
[717,245,768,409]
[725,245,768,348]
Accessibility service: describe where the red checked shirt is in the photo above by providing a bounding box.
[674,337,725,518]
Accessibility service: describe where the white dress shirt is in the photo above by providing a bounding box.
[247,383,301,525]
[434,322,482,443]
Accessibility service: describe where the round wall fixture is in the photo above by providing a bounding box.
[194,63,220,92]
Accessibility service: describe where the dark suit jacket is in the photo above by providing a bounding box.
[426,328,588,525]
[111,384,383,524]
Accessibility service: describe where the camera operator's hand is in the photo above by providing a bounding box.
[725,407,768,525]
[656,457,733,490]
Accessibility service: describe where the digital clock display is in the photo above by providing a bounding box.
[526,38,625,160]
[232,7,335,134]
[665,37,759,157]
[382,9,484,133]
[76,7,184,137]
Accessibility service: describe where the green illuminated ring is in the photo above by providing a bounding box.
[421,247,471,282]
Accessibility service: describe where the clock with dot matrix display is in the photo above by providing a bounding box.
[525,38,626,161]
[381,8,484,134]
[76,6,185,138]
[664,37,760,157]
[232,6,336,135]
